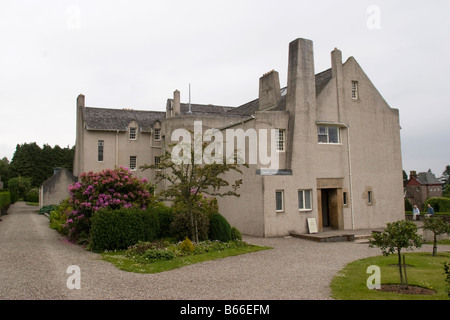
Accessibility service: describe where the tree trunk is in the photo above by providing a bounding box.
[397,249,404,285]
[402,255,408,287]
[433,233,437,256]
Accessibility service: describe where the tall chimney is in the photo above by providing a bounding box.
[285,38,317,169]
[331,47,344,122]
[258,70,281,110]
[173,90,180,116]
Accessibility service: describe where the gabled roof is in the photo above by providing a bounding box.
[179,103,235,116]
[84,107,165,132]
[416,172,442,185]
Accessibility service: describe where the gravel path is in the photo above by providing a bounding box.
[1,202,447,300]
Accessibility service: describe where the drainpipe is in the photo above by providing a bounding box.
[115,130,119,168]
[345,124,355,230]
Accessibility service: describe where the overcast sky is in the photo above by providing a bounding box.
[1,0,449,178]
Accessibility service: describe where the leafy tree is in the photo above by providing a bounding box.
[7,176,32,203]
[369,220,423,286]
[0,157,12,186]
[9,143,74,188]
[423,217,450,256]
[141,142,246,243]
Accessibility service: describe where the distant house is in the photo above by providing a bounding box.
[39,167,77,208]
[405,171,442,210]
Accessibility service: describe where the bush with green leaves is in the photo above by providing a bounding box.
[8,176,32,203]
[66,167,153,243]
[424,197,450,212]
[90,207,160,252]
[170,210,210,241]
[231,226,242,241]
[139,249,175,263]
[25,187,39,203]
[209,212,231,242]
[0,191,11,214]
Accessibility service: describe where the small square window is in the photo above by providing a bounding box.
[275,190,284,212]
[298,189,312,211]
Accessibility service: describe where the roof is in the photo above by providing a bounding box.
[416,172,442,185]
[84,107,165,132]
[83,68,333,129]
[226,68,333,116]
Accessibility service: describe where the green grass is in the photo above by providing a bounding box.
[102,243,271,274]
[330,251,450,300]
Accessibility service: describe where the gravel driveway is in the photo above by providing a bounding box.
[1,202,446,300]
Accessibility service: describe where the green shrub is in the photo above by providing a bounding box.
[179,237,194,254]
[209,212,231,242]
[25,187,39,203]
[8,176,32,203]
[150,203,173,238]
[231,226,242,241]
[424,197,450,212]
[139,249,175,263]
[404,198,413,211]
[39,204,57,215]
[170,210,210,241]
[0,191,11,213]
[90,207,160,252]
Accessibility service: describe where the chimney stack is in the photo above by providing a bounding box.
[258,70,281,110]
[410,171,417,178]
[173,90,180,116]
[285,38,317,169]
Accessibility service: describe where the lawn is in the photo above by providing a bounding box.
[330,251,450,300]
[102,241,271,274]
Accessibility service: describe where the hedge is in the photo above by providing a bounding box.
[90,207,160,252]
[0,191,11,214]
[209,212,232,242]
[424,197,450,212]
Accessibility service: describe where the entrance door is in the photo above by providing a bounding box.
[319,188,342,230]
[321,189,330,228]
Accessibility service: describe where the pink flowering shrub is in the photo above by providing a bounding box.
[65,167,153,243]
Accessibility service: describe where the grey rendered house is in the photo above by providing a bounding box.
[73,38,404,237]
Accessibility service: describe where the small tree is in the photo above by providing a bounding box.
[423,217,450,256]
[141,143,246,243]
[369,220,423,286]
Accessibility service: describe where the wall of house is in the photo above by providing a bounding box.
[39,168,77,207]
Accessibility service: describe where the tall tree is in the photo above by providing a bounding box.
[141,143,246,243]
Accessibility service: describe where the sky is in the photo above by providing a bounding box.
[0,0,449,178]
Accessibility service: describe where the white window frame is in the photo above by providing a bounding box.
[351,81,358,100]
[129,127,137,140]
[154,128,161,141]
[129,156,137,171]
[317,126,340,144]
[275,129,285,152]
[275,190,284,212]
[298,189,312,211]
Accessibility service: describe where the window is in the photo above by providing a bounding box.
[154,156,160,165]
[317,126,340,144]
[351,81,358,99]
[343,192,348,206]
[98,140,104,162]
[298,189,312,211]
[275,129,285,151]
[154,128,161,141]
[275,190,284,212]
[130,156,137,171]
[368,191,372,204]
[129,127,137,140]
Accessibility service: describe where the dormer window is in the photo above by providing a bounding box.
[154,128,161,141]
[129,127,137,140]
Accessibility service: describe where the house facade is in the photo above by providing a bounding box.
[73,38,404,237]
[405,171,442,210]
